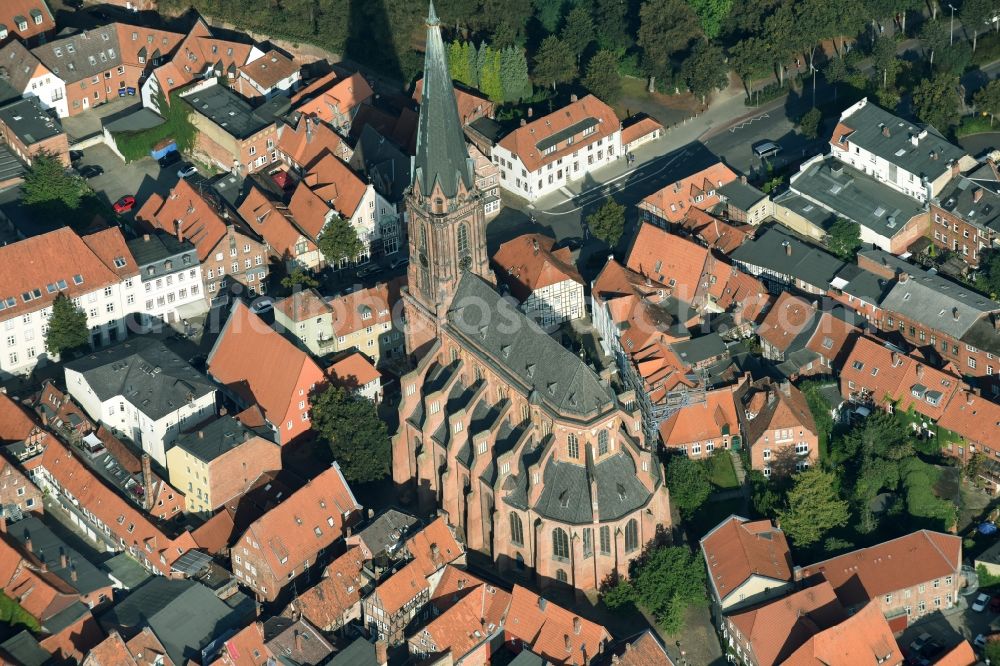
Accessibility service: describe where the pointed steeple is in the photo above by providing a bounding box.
[413,0,474,200]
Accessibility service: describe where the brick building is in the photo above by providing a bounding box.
[492,233,586,327]
[181,83,282,174]
[929,162,1000,268]
[639,162,739,226]
[659,384,741,459]
[292,547,371,632]
[237,183,322,271]
[735,378,819,477]
[0,96,67,166]
[0,454,42,516]
[0,0,55,47]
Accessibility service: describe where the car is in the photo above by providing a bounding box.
[249,297,274,314]
[975,634,987,649]
[338,285,357,296]
[752,140,782,160]
[557,237,586,251]
[113,196,136,214]
[177,164,198,178]
[973,592,991,612]
[357,264,380,278]
[158,151,181,168]
[389,256,409,270]
[920,641,944,660]
[909,633,932,653]
[69,150,84,163]
[78,165,103,179]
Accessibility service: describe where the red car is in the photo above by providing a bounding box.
[113,195,136,213]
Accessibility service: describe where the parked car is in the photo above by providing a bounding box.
[973,592,991,612]
[78,165,103,179]
[249,297,274,314]
[158,151,181,168]
[752,140,782,160]
[177,164,198,178]
[357,264,379,278]
[909,633,932,653]
[975,634,987,649]
[69,150,84,164]
[113,196,136,214]
[389,256,409,270]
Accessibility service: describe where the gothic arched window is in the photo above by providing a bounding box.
[457,223,469,255]
[510,512,524,546]
[625,518,639,553]
[552,527,570,561]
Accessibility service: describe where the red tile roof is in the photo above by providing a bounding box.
[293,72,373,128]
[611,630,674,665]
[295,547,367,630]
[621,114,664,146]
[237,49,298,91]
[237,184,313,260]
[659,385,740,448]
[796,530,961,609]
[304,152,369,220]
[327,352,380,390]
[211,621,271,666]
[273,288,332,322]
[414,77,493,125]
[781,601,900,666]
[934,640,977,666]
[328,282,395,338]
[374,559,429,615]
[137,178,230,262]
[678,207,751,254]
[276,115,347,171]
[125,627,174,666]
[639,162,739,224]
[505,585,611,665]
[759,293,816,354]
[497,94,619,174]
[700,516,793,604]
[626,223,713,305]
[286,181,329,240]
[1,0,55,44]
[406,517,464,577]
[149,19,255,99]
[938,390,1000,448]
[492,233,584,301]
[85,631,139,666]
[190,509,235,555]
[0,392,37,443]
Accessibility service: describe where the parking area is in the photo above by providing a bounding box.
[896,596,1000,664]
[73,142,180,220]
[60,97,142,141]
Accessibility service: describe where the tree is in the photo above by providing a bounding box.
[587,200,626,247]
[561,6,594,64]
[463,41,479,88]
[449,40,474,87]
[681,41,728,105]
[823,56,849,102]
[688,0,734,39]
[975,80,1000,127]
[532,36,576,90]
[532,0,562,34]
[317,216,363,266]
[0,591,40,633]
[962,0,993,52]
[602,546,707,633]
[749,469,790,518]
[638,0,701,91]
[979,250,1000,297]
[594,0,630,50]
[45,293,89,358]
[665,456,712,516]
[730,37,769,98]
[583,50,623,103]
[912,74,960,130]
[778,468,850,547]
[798,107,823,139]
[500,47,532,103]
[478,45,504,103]
[871,34,900,89]
[826,218,862,260]
[986,640,1000,666]
[763,4,796,85]
[310,385,389,483]
[919,19,948,68]
[281,268,319,290]
[491,19,519,50]
[22,152,88,220]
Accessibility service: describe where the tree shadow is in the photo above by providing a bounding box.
[343,0,404,84]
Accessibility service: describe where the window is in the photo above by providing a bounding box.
[600,526,611,555]
[552,528,570,560]
[625,519,639,552]
[510,513,524,546]
[598,430,608,455]
[763,448,772,459]
[567,433,579,459]
[583,528,593,558]
[795,442,809,455]
[970,357,977,369]
[556,569,568,583]
[457,223,469,257]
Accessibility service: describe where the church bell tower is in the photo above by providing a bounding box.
[403,0,492,358]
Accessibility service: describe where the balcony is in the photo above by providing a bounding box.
[316,336,336,348]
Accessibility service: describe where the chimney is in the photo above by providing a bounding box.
[430,543,440,561]
[570,94,578,103]
[916,364,924,379]
[953,307,960,321]
[70,566,77,583]
[538,597,547,611]
[890,351,899,366]
[219,407,228,416]
[367,508,374,519]
[60,549,68,569]
[573,616,582,635]
[520,118,527,127]
[198,431,204,439]
[993,312,1000,331]
[293,630,303,652]
[783,241,791,256]
[458,577,466,590]
[898,272,909,283]
[143,233,150,242]
[967,390,975,405]
[0,514,5,534]
[975,188,984,203]
[174,219,184,243]
[39,551,47,573]
[564,635,571,652]
[142,453,154,511]
[375,640,388,666]
[305,116,313,143]
[24,533,31,553]
[740,174,747,184]
[532,238,539,254]
[881,125,890,137]
[527,107,533,118]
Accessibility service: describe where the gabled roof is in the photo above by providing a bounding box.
[327,352,380,390]
[781,601,899,666]
[137,178,234,262]
[640,162,739,224]
[149,18,256,99]
[621,113,664,146]
[797,531,961,610]
[33,24,124,84]
[626,223,713,304]
[609,630,674,665]
[759,293,817,355]
[85,631,139,666]
[405,516,463,577]
[276,114,346,171]
[938,390,1000,447]
[736,377,818,447]
[294,547,367,630]
[730,226,847,292]
[373,559,428,614]
[304,152,369,220]
[699,515,793,603]
[292,72,373,129]
[492,233,584,302]
[237,184,312,260]
[237,49,297,90]
[328,282,395,337]
[0,392,37,443]
[273,287,332,323]
[505,585,611,666]
[0,39,47,95]
[934,641,977,666]
[678,208,751,254]
[211,620,271,666]
[659,384,739,447]
[0,0,54,43]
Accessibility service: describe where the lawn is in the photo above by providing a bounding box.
[705,452,740,490]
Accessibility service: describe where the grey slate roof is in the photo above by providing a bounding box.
[173,413,270,463]
[182,83,277,139]
[65,339,216,421]
[447,273,615,416]
[533,453,650,524]
[102,551,152,589]
[354,508,419,557]
[329,638,379,666]
[412,2,474,199]
[671,333,726,366]
[350,124,411,203]
[834,263,892,304]
[0,97,62,145]
[33,25,122,84]
[508,650,546,666]
[730,225,847,291]
[839,100,966,182]
[126,230,198,278]
[772,190,837,231]
[718,179,766,212]
[0,631,51,666]
[0,40,45,98]
[10,515,111,596]
[790,155,925,239]
[936,163,1000,233]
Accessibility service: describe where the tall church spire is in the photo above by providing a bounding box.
[413,0,474,200]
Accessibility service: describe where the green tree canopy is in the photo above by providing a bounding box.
[281,268,320,290]
[587,199,626,247]
[978,249,1000,297]
[602,545,707,633]
[870,34,900,89]
[595,0,631,50]
[975,80,1000,127]
[961,0,994,52]
[532,36,576,90]
[583,50,623,104]
[688,0,734,39]
[681,41,728,104]
[798,107,823,139]
[665,456,712,516]
[449,40,473,87]
[500,46,532,102]
[561,6,594,63]
[45,293,89,359]
[778,468,850,547]
[638,0,701,88]
[919,19,949,69]
[826,218,862,261]
[310,385,390,483]
[729,37,769,96]
[22,153,89,220]
[0,591,40,633]
[317,216,363,265]
[912,73,961,130]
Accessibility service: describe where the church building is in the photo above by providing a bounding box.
[392,2,672,594]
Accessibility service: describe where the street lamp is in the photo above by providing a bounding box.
[949,3,957,46]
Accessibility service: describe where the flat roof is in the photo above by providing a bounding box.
[183,83,277,140]
[0,97,63,145]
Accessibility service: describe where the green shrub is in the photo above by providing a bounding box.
[113,90,197,163]
[957,114,998,137]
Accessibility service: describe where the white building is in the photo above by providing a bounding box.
[0,41,67,118]
[64,339,217,466]
[126,231,208,327]
[235,49,301,99]
[830,97,975,202]
[492,94,621,202]
[491,233,585,328]
[0,227,141,379]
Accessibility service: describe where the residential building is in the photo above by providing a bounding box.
[0,226,141,379]
[639,162,739,226]
[349,124,410,210]
[207,301,326,445]
[717,177,771,225]
[363,559,429,645]
[730,225,847,296]
[700,516,794,616]
[64,339,217,467]
[607,631,675,666]
[659,384,741,459]
[0,391,41,446]
[237,182,323,271]
[292,547,372,632]
[757,292,859,379]
[493,93,621,202]
[276,113,353,175]
[492,233,585,327]
[234,49,299,100]
[84,629,175,666]
[830,97,973,202]
[929,163,1000,268]
[165,415,281,515]
[0,39,62,116]
[402,515,466,580]
[328,351,382,403]
[620,113,663,152]
[938,389,1000,469]
[291,71,373,135]
[470,143,502,218]
[126,230,207,327]
[503,585,612,665]
[770,190,838,241]
[795,530,962,626]
[736,378,819,476]
[787,155,929,253]
[261,617,335,666]
[136,178,269,302]
[345,508,419,567]
[0,96,67,165]
[676,208,753,254]
[0,1,55,47]
[779,601,902,665]
[231,463,361,602]
[0,453,42,515]
[273,288,336,356]
[327,282,405,366]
